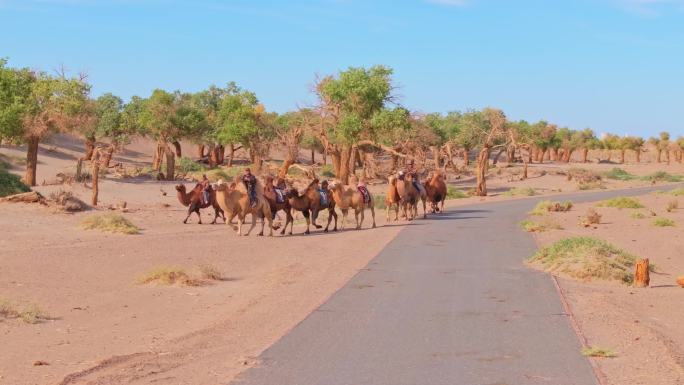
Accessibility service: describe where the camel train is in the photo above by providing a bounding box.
[175,170,448,236]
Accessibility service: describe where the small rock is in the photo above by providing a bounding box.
[33,361,49,366]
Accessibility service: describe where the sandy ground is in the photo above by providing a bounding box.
[3,135,684,385]
[531,192,684,385]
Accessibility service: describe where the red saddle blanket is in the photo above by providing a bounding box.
[357,186,371,204]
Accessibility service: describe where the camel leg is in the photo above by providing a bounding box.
[246,212,257,236]
[196,209,202,224]
[354,209,361,229]
[257,214,264,236]
[370,205,376,228]
[183,208,192,224]
[394,204,399,221]
[312,209,323,229]
[236,215,244,236]
[423,198,427,219]
[385,205,390,222]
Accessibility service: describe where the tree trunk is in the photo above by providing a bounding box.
[348,145,358,180]
[310,148,315,165]
[507,147,515,163]
[208,143,218,167]
[322,150,327,165]
[83,135,95,161]
[463,149,470,166]
[634,258,650,288]
[91,149,100,206]
[363,151,378,179]
[636,149,641,163]
[354,147,363,169]
[197,144,205,159]
[227,144,235,167]
[550,148,558,161]
[216,145,225,165]
[338,146,353,184]
[582,148,589,163]
[152,139,166,171]
[25,135,40,186]
[101,145,114,168]
[492,148,505,165]
[279,152,296,179]
[620,149,626,164]
[475,147,491,196]
[390,154,398,171]
[331,149,342,178]
[431,146,441,169]
[165,146,175,181]
[666,150,671,165]
[172,140,182,158]
[657,150,662,163]
[563,149,573,163]
[252,152,263,173]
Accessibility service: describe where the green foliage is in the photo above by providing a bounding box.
[604,168,636,181]
[178,157,206,173]
[81,213,140,234]
[189,167,233,182]
[530,200,573,215]
[582,347,617,358]
[519,219,562,232]
[446,186,468,199]
[320,164,335,178]
[528,237,640,284]
[640,172,683,183]
[653,218,675,227]
[599,196,644,209]
[0,167,30,197]
[504,187,537,197]
[630,212,646,219]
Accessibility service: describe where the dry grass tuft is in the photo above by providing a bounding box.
[530,200,573,216]
[599,196,644,209]
[653,218,675,227]
[666,200,678,212]
[504,187,537,197]
[582,346,617,358]
[49,189,87,212]
[528,236,642,284]
[630,211,646,219]
[669,188,684,196]
[137,266,200,286]
[580,208,602,227]
[81,213,140,234]
[0,299,50,324]
[198,264,223,281]
[519,219,562,232]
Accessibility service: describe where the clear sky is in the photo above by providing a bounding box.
[1,0,683,137]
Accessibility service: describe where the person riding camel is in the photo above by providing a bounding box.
[357,177,371,204]
[273,177,287,203]
[405,159,422,193]
[319,180,330,207]
[200,174,211,205]
[242,168,258,208]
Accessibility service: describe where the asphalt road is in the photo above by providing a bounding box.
[232,185,678,385]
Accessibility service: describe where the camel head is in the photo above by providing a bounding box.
[175,184,186,193]
[214,180,228,192]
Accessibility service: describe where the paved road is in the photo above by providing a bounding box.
[232,185,678,385]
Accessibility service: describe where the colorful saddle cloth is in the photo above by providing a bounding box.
[357,185,371,204]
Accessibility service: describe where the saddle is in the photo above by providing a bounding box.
[357,185,371,204]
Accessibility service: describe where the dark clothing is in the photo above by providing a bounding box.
[319,189,329,207]
[242,174,257,207]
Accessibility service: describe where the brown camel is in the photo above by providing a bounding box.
[385,175,401,221]
[263,176,294,235]
[329,182,376,230]
[175,184,225,224]
[424,170,447,213]
[286,179,337,234]
[395,174,427,220]
[214,179,275,236]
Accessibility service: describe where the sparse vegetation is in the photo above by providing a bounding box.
[81,213,140,234]
[189,168,232,182]
[320,164,335,178]
[605,168,636,181]
[0,299,50,324]
[666,200,678,212]
[519,219,562,232]
[138,266,200,286]
[653,218,675,227]
[528,236,641,284]
[504,187,537,197]
[0,167,31,197]
[580,208,602,227]
[374,194,386,209]
[49,190,87,212]
[669,188,684,196]
[630,211,646,219]
[198,264,223,281]
[530,200,573,216]
[599,196,644,209]
[582,346,617,358]
[578,180,606,190]
[178,156,206,173]
[641,172,683,183]
[446,186,468,199]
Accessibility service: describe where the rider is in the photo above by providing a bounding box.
[406,159,422,192]
[241,168,258,207]
[274,177,287,203]
[200,174,211,205]
[319,179,329,207]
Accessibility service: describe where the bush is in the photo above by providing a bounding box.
[519,219,562,232]
[320,164,335,178]
[178,157,206,173]
[580,208,602,226]
[137,267,199,286]
[19,304,50,324]
[190,168,232,182]
[599,196,644,209]
[49,190,87,212]
[81,213,140,234]
[666,200,678,212]
[198,264,223,281]
[528,237,641,284]
[653,218,675,227]
[504,187,537,197]
[578,181,606,190]
[630,212,646,219]
[669,188,684,196]
[446,186,468,199]
[641,172,683,183]
[530,200,573,216]
[0,168,30,197]
[605,168,636,181]
[582,346,617,358]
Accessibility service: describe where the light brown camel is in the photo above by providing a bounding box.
[329,182,376,230]
[286,179,337,234]
[175,183,225,224]
[263,176,294,235]
[424,170,447,213]
[214,179,275,236]
[395,174,427,220]
[385,175,401,221]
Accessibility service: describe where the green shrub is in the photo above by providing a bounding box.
[81,213,140,234]
[504,187,537,197]
[582,346,617,358]
[446,186,468,199]
[669,188,684,196]
[630,212,646,219]
[519,219,562,232]
[641,172,683,183]
[605,168,636,181]
[178,157,206,173]
[530,200,573,216]
[653,218,675,227]
[320,164,335,178]
[528,237,641,284]
[0,168,30,197]
[578,181,606,190]
[599,196,644,209]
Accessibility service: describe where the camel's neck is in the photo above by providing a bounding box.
[177,190,191,206]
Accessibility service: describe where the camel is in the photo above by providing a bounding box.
[329,182,376,230]
[286,179,337,234]
[395,174,427,220]
[214,179,275,236]
[263,176,294,235]
[385,175,401,221]
[424,170,447,213]
[175,184,225,224]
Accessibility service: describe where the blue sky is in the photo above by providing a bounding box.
[1,0,683,137]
